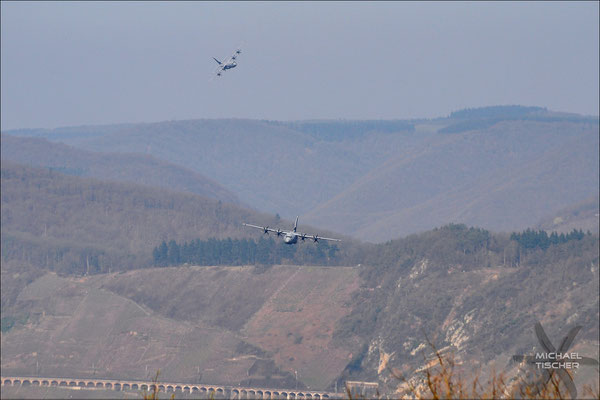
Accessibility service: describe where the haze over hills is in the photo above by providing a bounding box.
[0,162,348,275]
[535,195,599,234]
[1,157,598,395]
[308,119,599,240]
[4,106,598,242]
[0,134,240,205]
[2,229,597,394]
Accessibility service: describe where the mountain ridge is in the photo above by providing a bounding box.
[3,106,598,241]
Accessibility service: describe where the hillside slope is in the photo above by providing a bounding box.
[2,229,597,394]
[305,120,599,240]
[0,266,360,390]
[2,118,431,227]
[333,226,599,394]
[1,162,280,273]
[1,134,240,204]
[1,162,348,275]
[6,109,598,242]
[535,195,599,234]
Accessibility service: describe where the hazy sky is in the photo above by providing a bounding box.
[1,1,598,130]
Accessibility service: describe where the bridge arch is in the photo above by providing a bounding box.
[0,376,335,399]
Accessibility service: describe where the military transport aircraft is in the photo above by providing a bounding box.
[243,217,341,245]
[213,47,241,77]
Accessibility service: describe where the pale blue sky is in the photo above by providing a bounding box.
[1,1,598,130]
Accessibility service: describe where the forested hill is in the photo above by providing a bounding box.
[0,162,314,275]
[332,224,599,393]
[0,134,241,205]
[5,106,598,242]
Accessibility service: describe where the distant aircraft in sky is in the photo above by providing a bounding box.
[243,216,341,245]
[213,47,241,77]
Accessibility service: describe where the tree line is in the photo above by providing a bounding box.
[152,237,340,267]
[510,228,589,250]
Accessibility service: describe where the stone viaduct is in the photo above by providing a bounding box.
[1,376,339,399]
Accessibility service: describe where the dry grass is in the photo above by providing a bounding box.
[347,339,599,400]
[142,370,175,400]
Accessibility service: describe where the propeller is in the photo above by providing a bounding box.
[312,235,319,243]
[263,227,269,234]
[276,229,283,237]
[300,234,307,241]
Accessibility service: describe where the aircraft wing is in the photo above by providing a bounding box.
[297,232,341,242]
[230,48,242,60]
[242,223,282,234]
[214,64,225,77]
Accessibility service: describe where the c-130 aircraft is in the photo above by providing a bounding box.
[243,216,341,245]
[213,47,241,77]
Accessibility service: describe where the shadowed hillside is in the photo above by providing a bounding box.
[0,162,278,274]
[1,162,350,276]
[1,226,597,394]
[0,266,359,390]
[331,225,599,393]
[1,134,240,204]
[4,119,401,219]
[305,119,599,240]
[5,107,598,242]
[535,195,599,234]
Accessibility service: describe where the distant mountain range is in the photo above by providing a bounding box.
[1,134,240,205]
[3,105,598,241]
[0,162,275,274]
[2,227,597,393]
[1,106,598,394]
[0,162,344,275]
[535,195,599,233]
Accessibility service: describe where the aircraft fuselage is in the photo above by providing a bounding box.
[284,232,298,244]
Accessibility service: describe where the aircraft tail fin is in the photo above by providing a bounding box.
[213,57,222,65]
[294,216,299,232]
